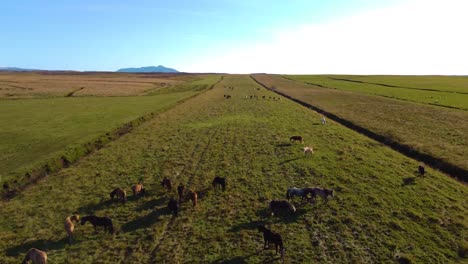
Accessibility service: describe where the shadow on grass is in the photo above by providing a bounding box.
[402,177,417,186]
[121,206,169,233]
[228,220,265,233]
[136,197,168,211]
[278,156,302,165]
[276,143,291,148]
[210,253,256,264]
[256,207,308,224]
[6,238,67,256]
[77,199,115,214]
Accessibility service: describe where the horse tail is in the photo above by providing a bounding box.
[289,203,296,214]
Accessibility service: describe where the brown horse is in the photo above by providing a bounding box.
[132,183,145,197]
[161,177,173,191]
[168,198,179,217]
[290,136,303,143]
[187,190,198,208]
[110,188,126,203]
[64,214,80,244]
[269,200,296,216]
[22,248,47,264]
[258,225,284,257]
[177,183,185,202]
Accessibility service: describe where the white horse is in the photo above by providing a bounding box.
[321,116,327,124]
[303,147,314,156]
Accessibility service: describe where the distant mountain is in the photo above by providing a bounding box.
[0,67,38,72]
[116,65,179,73]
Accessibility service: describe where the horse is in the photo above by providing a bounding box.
[321,116,327,124]
[80,215,114,234]
[110,188,126,203]
[307,187,334,202]
[258,225,284,257]
[303,146,314,156]
[418,165,425,176]
[212,176,226,191]
[290,136,303,144]
[187,190,198,208]
[132,183,145,197]
[168,198,179,217]
[269,200,296,216]
[22,248,47,264]
[64,214,80,244]
[161,177,173,191]
[286,187,311,202]
[177,183,185,202]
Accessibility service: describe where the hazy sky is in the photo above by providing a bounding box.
[1,0,467,74]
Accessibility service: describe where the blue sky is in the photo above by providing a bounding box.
[1,0,466,74]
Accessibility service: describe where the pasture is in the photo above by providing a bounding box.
[286,75,468,110]
[0,74,220,190]
[253,74,468,175]
[0,75,466,263]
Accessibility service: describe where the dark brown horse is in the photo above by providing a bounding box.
[22,248,47,264]
[81,215,114,233]
[269,200,296,216]
[168,198,179,217]
[132,183,145,197]
[161,177,173,191]
[258,225,284,257]
[418,165,425,176]
[290,136,303,143]
[177,183,185,202]
[212,176,226,191]
[110,188,126,203]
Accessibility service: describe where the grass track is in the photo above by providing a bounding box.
[0,75,466,263]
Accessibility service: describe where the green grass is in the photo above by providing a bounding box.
[0,75,220,184]
[286,75,468,110]
[256,74,468,173]
[0,75,465,263]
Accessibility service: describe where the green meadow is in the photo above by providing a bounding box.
[0,75,465,263]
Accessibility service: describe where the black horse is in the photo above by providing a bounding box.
[168,198,179,217]
[81,215,114,233]
[212,176,226,191]
[418,165,425,176]
[177,183,185,202]
[258,225,284,257]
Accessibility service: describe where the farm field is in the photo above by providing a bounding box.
[0,71,197,98]
[285,75,468,110]
[0,75,466,263]
[0,74,220,188]
[253,74,468,175]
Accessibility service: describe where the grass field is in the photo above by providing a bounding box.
[0,75,465,263]
[0,74,220,186]
[286,75,468,110]
[0,72,197,98]
[254,74,468,175]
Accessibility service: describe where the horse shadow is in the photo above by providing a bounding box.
[278,157,302,165]
[276,143,291,148]
[402,177,417,186]
[6,238,67,257]
[228,220,264,233]
[121,206,168,233]
[136,197,167,212]
[256,207,308,224]
[77,199,115,214]
[210,254,255,264]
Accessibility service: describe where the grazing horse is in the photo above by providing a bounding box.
[290,136,303,144]
[418,165,425,176]
[212,176,226,191]
[258,225,284,257]
[132,183,145,197]
[168,198,179,217]
[177,183,185,202]
[269,200,296,216]
[81,215,114,234]
[110,188,126,203]
[286,187,310,202]
[22,248,47,264]
[161,177,173,191]
[307,187,334,202]
[64,214,80,244]
[321,116,327,124]
[303,146,314,156]
[187,190,198,208]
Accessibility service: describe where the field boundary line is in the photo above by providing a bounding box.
[282,76,468,111]
[250,75,468,183]
[1,76,224,200]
